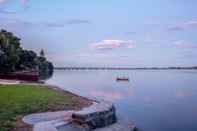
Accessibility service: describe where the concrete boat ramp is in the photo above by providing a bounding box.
[23,101,136,131]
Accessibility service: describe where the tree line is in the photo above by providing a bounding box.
[0,29,54,79]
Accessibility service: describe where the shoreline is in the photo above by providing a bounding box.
[20,84,94,131]
[0,79,93,110]
[45,84,94,110]
[0,79,94,131]
[0,79,136,131]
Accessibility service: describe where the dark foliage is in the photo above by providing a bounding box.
[0,29,54,79]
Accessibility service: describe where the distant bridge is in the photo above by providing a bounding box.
[54,66,197,70]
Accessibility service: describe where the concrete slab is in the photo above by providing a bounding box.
[23,101,136,131]
[23,111,74,125]
[74,101,113,115]
[0,79,20,85]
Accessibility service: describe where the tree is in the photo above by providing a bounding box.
[0,29,21,73]
[0,29,54,79]
[40,49,45,58]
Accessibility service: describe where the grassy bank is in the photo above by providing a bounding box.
[0,84,91,131]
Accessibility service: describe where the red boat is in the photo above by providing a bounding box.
[116,77,129,81]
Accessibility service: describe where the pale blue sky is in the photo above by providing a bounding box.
[0,0,197,67]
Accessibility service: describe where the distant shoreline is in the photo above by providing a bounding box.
[54,66,197,70]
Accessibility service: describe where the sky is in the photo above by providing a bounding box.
[0,0,197,67]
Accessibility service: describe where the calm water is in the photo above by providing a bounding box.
[47,70,197,131]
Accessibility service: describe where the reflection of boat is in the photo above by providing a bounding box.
[116,77,129,81]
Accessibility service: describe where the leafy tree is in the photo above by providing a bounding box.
[40,49,45,58]
[0,29,54,79]
[0,29,21,73]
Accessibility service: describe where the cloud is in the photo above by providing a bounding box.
[43,23,65,28]
[168,26,184,31]
[40,19,90,28]
[168,20,197,31]
[0,10,17,15]
[174,40,197,48]
[125,31,137,35]
[90,39,135,50]
[0,18,90,29]
[20,0,28,5]
[184,21,197,27]
[0,0,29,5]
[0,0,7,4]
[66,19,90,25]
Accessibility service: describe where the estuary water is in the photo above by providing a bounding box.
[47,70,197,131]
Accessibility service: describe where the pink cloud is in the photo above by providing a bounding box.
[184,21,197,27]
[0,0,29,5]
[174,40,197,49]
[0,0,7,4]
[20,0,28,5]
[90,39,135,50]
[169,20,197,31]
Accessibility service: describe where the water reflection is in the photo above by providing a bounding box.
[144,96,153,105]
[47,70,197,131]
[176,90,193,97]
[89,87,135,101]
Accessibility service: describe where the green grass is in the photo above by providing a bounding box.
[0,84,74,131]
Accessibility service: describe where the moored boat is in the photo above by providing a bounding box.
[116,77,129,81]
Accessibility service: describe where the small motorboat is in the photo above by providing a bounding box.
[116,77,129,81]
